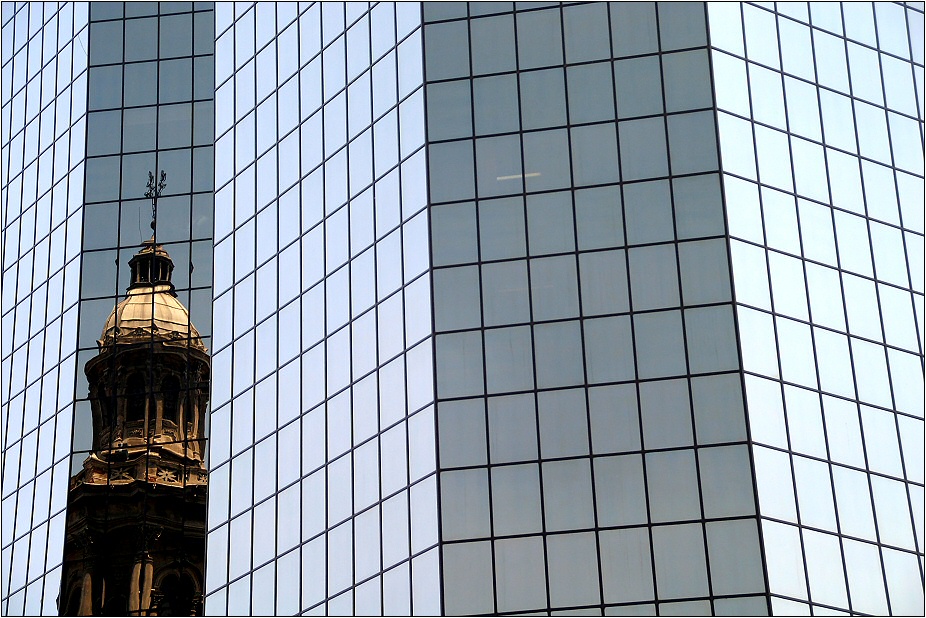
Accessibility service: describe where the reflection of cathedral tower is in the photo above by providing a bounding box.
[60,239,209,616]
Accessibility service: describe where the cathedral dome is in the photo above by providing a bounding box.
[100,284,205,349]
[98,239,206,351]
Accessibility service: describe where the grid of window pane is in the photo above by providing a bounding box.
[53,2,216,614]
[710,2,924,614]
[0,3,89,615]
[425,3,765,615]
[76,0,215,388]
[204,3,437,614]
[3,3,922,616]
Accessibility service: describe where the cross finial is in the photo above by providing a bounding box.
[144,170,167,232]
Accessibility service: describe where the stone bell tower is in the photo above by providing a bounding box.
[59,238,209,616]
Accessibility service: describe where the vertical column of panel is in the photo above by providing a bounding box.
[58,2,215,616]
[0,3,89,615]
[205,3,433,615]
[709,2,924,614]
[425,2,761,615]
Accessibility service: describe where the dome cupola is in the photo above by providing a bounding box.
[98,238,206,353]
[82,236,210,463]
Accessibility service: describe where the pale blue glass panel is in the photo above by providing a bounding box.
[745,376,787,449]
[615,55,664,119]
[523,130,571,192]
[793,455,838,531]
[804,530,849,608]
[424,21,469,81]
[579,250,629,316]
[666,56,713,120]
[879,284,919,352]
[762,188,800,256]
[491,464,542,536]
[484,326,534,394]
[843,2,877,46]
[563,3,610,63]
[488,393,538,464]
[433,266,481,331]
[538,389,588,458]
[882,54,918,116]
[889,111,925,175]
[567,62,614,123]
[874,2,911,60]
[852,339,893,409]
[754,126,793,192]
[633,311,685,379]
[888,348,925,418]
[847,41,884,105]
[842,273,881,341]
[753,446,797,522]
[639,379,691,450]
[820,90,857,153]
[612,3,659,57]
[495,536,547,613]
[716,113,757,181]
[791,137,829,204]
[629,244,679,311]
[471,14,516,75]
[762,521,808,601]
[784,385,827,459]
[814,29,850,93]
[883,546,925,614]
[784,76,822,142]
[619,117,667,181]
[624,180,673,245]
[435,331,484,398]
[584,316,635,383]
[542,458,595,531]
[651,524,709,599]
[427,80,472,141]
[481,260,530,326]
[520,68,567,130]
[705,520,766,596]
[690,373,747,444]
[594,455,647,527]
[547,532,601,607]
[843,538,888,615]
[776,317,817,388]
[870,222,910,288]
[530,255,579,321]
[743,4,779,69]
[832,464,877,542]
[778,16,815,81]
[600,528,654,604]
[571,123,619,186]
[535,321,585,388]
[442,542,495,615]
[517,8,563,69]
[814,328,855,399]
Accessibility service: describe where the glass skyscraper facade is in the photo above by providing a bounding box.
[2,1,924,616]
[2,1,215,614]
[711,3,924,614]
[205,2,436,614]
[426,3,759,615]
[2,3,89,614]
